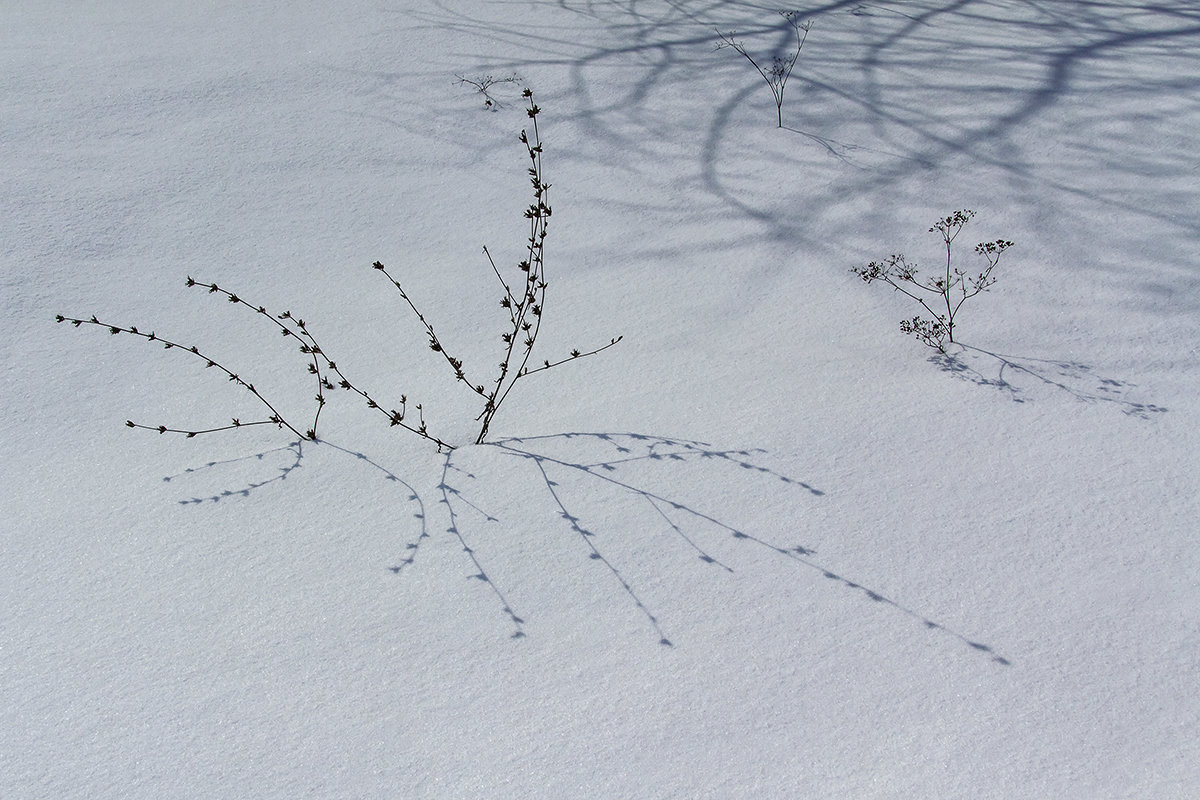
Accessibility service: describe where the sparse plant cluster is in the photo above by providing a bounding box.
[852,210,1013,352]
[716,11,812,128]
[55,36,1019,463]
[57,90,620,451]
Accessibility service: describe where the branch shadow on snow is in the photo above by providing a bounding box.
[932,343,1168,418]
[393,0,1200,282]
[162,431,1003,662]
[483,431,821,647]
[164,440,306,505]
[164,431,1010,664]
[482,432,1009,663]
[313,441,435,577]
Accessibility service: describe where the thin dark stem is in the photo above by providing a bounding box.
[479,100,549,441]
[716,14,811,128]
[59,92,615,453]
[368,90,619,447]
[520,336,624,378]
[183,278,331,436]
[55,314,308,440]
[483,245,519,324]
[944,235,956,342]
[126,419,282,437]
[371,260,482,397]
[854,210,1009,351]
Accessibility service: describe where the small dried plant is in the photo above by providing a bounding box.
[455,72,523,110]
[716,11,812,128]
[56,90,620,451]
[852,210,1013,352]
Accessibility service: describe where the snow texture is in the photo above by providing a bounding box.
[3,1,1198,798]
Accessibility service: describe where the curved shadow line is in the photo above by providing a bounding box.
[168,440,305,505]
[314,440,433,575]
[416,0,1200,241]
[439,452,527,638]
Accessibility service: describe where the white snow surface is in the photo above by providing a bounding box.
[4,1,1199,797]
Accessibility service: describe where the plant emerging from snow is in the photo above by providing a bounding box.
[715,11,812,128]
[56,89,620,451]
[454,72,523,110]
[374,90,621,444]
[852,210,1013,352]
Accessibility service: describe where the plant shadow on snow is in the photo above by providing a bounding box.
[167,431,1010,665]
[164,440,306,504]
[932,343,1168,418]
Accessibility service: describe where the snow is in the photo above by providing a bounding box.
[3,1,1198,797]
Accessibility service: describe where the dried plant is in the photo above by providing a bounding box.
[56,90,620,451]
[455,72,523,110]
[716,11,812,128]
[375,89,620,443]
[852,210,1013,352]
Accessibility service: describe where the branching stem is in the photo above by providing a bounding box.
[852,210,1013,351]
[716,12,812,128]
[374,90,620,446]
[58,90,616,453]
[54,313,308,440]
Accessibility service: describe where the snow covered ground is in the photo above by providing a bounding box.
[4,1,1198,797]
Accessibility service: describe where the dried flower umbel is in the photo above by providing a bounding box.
[852,210,1013,352]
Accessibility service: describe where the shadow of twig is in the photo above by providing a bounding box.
[315,441,432,576]
[934,343,1168,418]
[437,452,527,639]
[165,440,306,504]
[164,431,1009,662]
[491,432,1009,664]
[781,125,909,168]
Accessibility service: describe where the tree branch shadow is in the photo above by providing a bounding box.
[385,0,1200,273]
[315,441,434,578]
[435,450,527,639]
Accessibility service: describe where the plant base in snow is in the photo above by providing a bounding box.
[455,73,523,110]
[716,12,812,128]
[56,90,620,451]
[852,210,1013,352]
